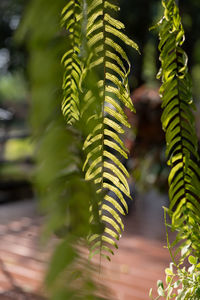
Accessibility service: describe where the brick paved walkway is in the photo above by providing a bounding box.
[0,220,170,299]
[101,235,170,300]
[0,217,46,298]
[0,193,171,299]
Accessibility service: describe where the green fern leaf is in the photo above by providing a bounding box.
[61,0,82,125]
[59,0,137,261]
[81,0,139,260]
[158,0,200,256]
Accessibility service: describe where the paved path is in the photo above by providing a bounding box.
[101,235,170,299]
[0,194,171,299]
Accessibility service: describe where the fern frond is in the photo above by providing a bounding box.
[82,0,139,260]
[158,0,200,256]
[61,0,82,125]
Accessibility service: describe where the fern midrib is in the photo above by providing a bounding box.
[69,0,79,122]
[95,0,106,262]
[100,0,106,192]
[175,49,187,210]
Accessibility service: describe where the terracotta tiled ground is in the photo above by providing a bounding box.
[0,217,46,297]
[100,235,170,300]
[0,220,170,299]
[0,194,171,299]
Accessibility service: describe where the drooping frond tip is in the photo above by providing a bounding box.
[158,0,200,256]
[61,0,82,125]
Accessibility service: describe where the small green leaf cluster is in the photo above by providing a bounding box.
[150,257,200,300]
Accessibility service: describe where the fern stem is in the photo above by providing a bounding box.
[101,0,106,190]
[170,18,191,235]
[69,0,77,119]
[164,209,178,268]
[99,0,106,268]
[175,51,188,224]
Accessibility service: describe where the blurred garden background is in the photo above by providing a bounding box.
[0,0,200,299]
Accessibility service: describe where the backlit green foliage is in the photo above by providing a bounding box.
[150,1,200,298]
[62,0,139,260]
[18,0,200,298]
[157,0,200,257]
[83,0,139,260]
[61,0,82,124]
[17,0,107,299]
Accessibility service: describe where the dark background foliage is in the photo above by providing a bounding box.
[0,0,200,195]
[0,0,27,73]
[1,0,200,89]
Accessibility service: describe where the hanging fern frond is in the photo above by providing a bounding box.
[157,0,200,257]
[61,0,82,125]
[81,0,139,260]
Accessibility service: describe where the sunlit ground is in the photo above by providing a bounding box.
[0,189,172,300]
